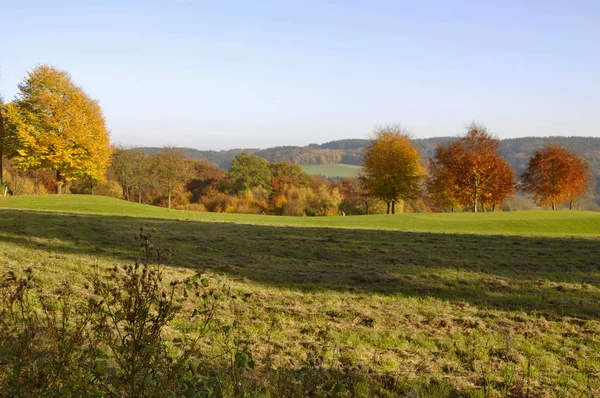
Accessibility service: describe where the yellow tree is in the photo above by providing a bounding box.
[2,65,112,193]
[360,125,425,214]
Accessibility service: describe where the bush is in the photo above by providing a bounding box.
[0,228,222,397]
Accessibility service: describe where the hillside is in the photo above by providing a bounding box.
[136,136,600,175]
[1,197,600,395]
[1,195,599,236]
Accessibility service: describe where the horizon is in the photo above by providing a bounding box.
[2,1,599,150]
[127,134,600,153]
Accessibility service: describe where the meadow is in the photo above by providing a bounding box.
[1,195,599,396]
[300,164,363,178]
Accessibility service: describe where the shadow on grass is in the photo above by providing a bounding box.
[1,209,599,319]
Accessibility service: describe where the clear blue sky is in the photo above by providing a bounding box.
[1,0,599,150]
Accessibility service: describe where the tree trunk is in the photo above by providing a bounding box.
[386,202,390,215]
[138,189,142,204]
[552,201,555,210]
[56,171,63,194]
[492,203,496,212]
[391,200,396,215]
[569,200,573,210]
[168,189,172,209]
[473,181,479,212]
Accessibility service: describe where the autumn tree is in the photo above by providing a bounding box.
[111,149,149,202]
[151,147,193,209]
[425,143,462,211]
[335,177,386,215]
[521,144,590,210]
[184,159,227,204]
[360,125,424,214]
[2,65,112,193]
[427,123,515,212]
[227,153,273,194]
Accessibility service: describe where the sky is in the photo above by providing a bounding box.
[1,0,599,150]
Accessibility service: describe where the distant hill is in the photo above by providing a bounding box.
[136,136,600,175]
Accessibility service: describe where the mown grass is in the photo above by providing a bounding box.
[1,196,600,395]
[1,194,600,236]
[301,163,363,178]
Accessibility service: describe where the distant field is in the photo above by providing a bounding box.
[301,163,362,178]
[1,195,599,236]
[1,195,600,395]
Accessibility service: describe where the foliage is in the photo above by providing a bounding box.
[70,179,123,198]
[521,143,590,210]
[227,152,273,194]
[110,149,150,202]
[427,123,515,212]
[360,125,425,214]
[270,161,314,188]
[0,228,225,397]
[150,147,194,209]
[2,65,112,192]
[187,159,227,203]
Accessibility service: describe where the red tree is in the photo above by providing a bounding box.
[522,144,590,210]
[427,123,515,212]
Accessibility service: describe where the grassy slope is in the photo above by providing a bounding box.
[301,163,362,178]
[1,195,600,395]
[1,194,599,236]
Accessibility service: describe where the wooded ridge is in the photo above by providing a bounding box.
[136,136,600,174]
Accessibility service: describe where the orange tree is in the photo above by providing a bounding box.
[425,142,462,211]
[427,123,514,212]
[2,65,112,193]
[360,125,424,214]
[521,144,590,210]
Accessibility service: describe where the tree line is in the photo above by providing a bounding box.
[0,65,593,214]
[362,124,590,214]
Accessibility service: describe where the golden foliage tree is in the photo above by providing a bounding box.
[2,65,112,193]
[521,144,590,210]
[360,125,425,214]
[427,124,515,212]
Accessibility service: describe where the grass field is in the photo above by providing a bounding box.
[1,195,599,236]
[301,163,363,178]
[1,195,600,396]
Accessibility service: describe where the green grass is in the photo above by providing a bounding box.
[1,195,600,395]
[1,194,599,236]
[301,163,363,178]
